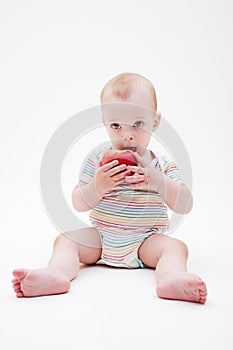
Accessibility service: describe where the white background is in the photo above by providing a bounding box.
[0,1,233,350]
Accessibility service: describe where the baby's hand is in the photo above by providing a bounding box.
[94,160,130,196]
[125,152,163,191]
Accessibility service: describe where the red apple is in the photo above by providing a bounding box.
[100,149,138,175]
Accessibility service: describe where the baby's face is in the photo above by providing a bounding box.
[101,88,160,156]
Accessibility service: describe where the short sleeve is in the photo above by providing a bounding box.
[79,142,112,184]
[79,151,98,184]
[162,158,182,183]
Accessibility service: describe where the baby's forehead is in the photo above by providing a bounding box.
[102,102,156,123]
[104,114,147,124]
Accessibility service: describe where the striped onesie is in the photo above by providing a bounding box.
[79,142,181,268]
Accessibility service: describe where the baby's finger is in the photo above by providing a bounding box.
[101,160,119,172]
[127,165,144,174]
[113,169,130,181]
[108,164,127,177]
[125,174,145,183]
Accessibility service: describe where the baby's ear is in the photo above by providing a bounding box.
[153,112,161,130]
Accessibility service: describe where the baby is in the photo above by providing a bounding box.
[12,73,207,303]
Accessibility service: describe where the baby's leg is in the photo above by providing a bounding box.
[138,234,207,304]
[12,228,102,298]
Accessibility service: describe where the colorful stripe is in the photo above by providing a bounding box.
[79,143,181,268]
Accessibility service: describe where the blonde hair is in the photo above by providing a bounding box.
[101,72,157,111]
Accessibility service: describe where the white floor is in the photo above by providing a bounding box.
[1,1,233,349]
[1,185,233,350]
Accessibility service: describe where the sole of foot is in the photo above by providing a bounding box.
[12,268,70,298]
[156,272,207,304]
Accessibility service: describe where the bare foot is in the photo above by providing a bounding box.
[156,272,207,304]
[12,268,70,298]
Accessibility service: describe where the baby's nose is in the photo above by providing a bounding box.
[123,131,134,141]
[122,126,134,141]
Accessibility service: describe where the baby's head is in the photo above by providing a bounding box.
[101,72,157,111]
[100,73,160,155]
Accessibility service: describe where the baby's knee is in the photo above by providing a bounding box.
[171,238,188,256]
[78,244,102,265]
[54,233,77,247]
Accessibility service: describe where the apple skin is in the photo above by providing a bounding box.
[100,149,138,175]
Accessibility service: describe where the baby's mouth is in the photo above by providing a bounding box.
[120,147,137,152]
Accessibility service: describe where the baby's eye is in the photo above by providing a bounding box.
[111,123,121,129]
[133,121,144,127]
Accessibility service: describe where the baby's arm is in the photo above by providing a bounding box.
[125,152,193,214]
[72,180,103,212]
[72,160,129,212]
[126,166,192,214]
[158,175,193,214]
